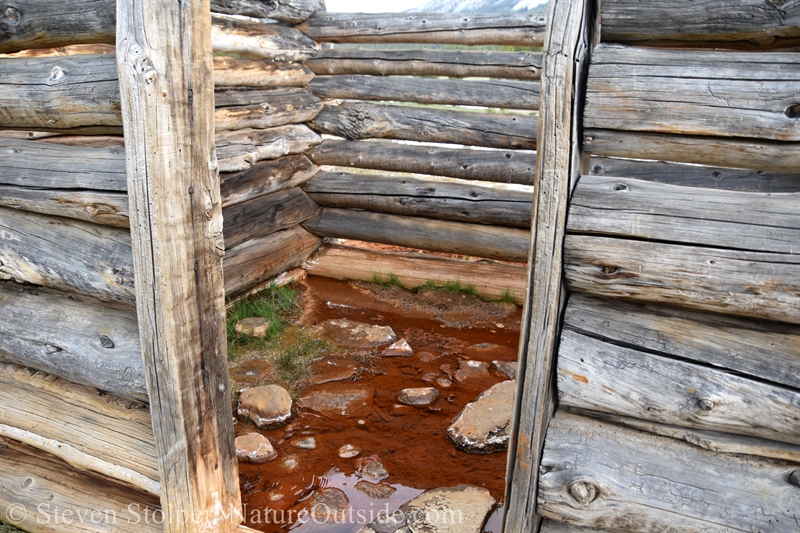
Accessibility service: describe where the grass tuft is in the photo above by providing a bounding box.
[0,523,25,533]
[370,271,405,288]
[499,288,519,306]
[226,284,298,353]
[274,330,330,394]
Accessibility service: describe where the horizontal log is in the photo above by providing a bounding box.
[564,235,800,323]
[297,12,546,47]
[0,43,115,57]
[583,129,800,174]
[0,207,134,304]
[541,521,610,533]
[302,208,530,263]
[220,154,318,208]
[564,293,800,390]
[310,102,537,150]
[600,0,800,44]
[214,87,322,131]
[310,139,536,185]
[216,124,321,172]
[306,244,528,303]
[558,329,800,445]
[568,175,800,254]
[0,185,128,227]
[0,137,127,190]
[0,282,145,400]
[304,171,533,228]
[0,362,157,494]
[223,225,321,298]
[539,412,800,532]
[30,133,124,148]
[223,186,318,250]
[585,44,800,142]
[306,49,542,80]
[309,75,541,110]
[211,14,318,62]
[588,156,800,193]
[210,0,323,24]
[0,437,162,533]
[213,57,314,87]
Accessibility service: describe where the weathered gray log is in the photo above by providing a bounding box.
[0,185,128,227]
[564,293,800,390]
[310,139,536,185]
[210,0,323,24]
[216,124,321,172]
[306,49,542,80]
[558,329,800,445]
[583,129,800,174]
[214,87,322,131]
[585,45,800,142]
[213,57,314,87]
[0,437,162,533]
[539,412,800,531]
[309,76,541,110]
[540,521,610,533]
[223,186,318,250]
[564,235,800,324]
[211,14,318,62]
[569,175,800,254]
[302,208,530,263]
[0,137,127,190]
[0,362,157,493]
[588,156,800,193]
[306,244,528,303]
[505,1,595,531]
[310,102,537,150]
[223,225,321,297]
[220,155,318,208]
[29,133,125,148]
[0,207,134,304]
[601,0,800,44]
[304,171,533,228]
[0,282,145,401]
[297,12,546,47]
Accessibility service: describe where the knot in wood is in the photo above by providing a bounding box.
[788,469,800,489]
[613,183,628,191]
[48,66,65,83]
[785,103,800,119]
[4,6,22,25]
[569,481,597,504]
[697,398,715,412]
[99,335,115,349]
[602,265,617,274]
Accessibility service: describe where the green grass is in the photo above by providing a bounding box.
[370,271,405,288]
[0,522,26,533]
[274,330,331,390]
[226,284,299,354]
[499,288,519,305]
[439,279,478,297]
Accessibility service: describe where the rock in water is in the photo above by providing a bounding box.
[338,443,361,458]
[453,360,490,382]
[397,387,439,406]
[381,338,413,357]
[237,384,292,428]
[355,480,396,499]
[298,382,375,418]
[307,487,350,523]
[447,380,516,454]
[291,436,317,449]
[492,360,517,379]
[235,433,277,463]
[359,484,495,533]
[319,319,396,348]
[355,454,389,480]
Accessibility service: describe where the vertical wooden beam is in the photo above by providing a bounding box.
[116,0,242,531]
[504,0,596,532]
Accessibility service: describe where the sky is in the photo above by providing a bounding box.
[325,0,428,13]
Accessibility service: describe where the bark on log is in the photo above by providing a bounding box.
[585,44,800,142]
[214,87,322,131]
[211,14,318,62]
[210,0,324,24]
[310,139,536,185]
[216,125,321,172]
[309,75,541,110]
[306,244,528,303]
[539,412,800,532]
[0,185,129,227]
[564,235,800,324]
[306,49,542,80]
[0,362,157,494]
[220,154,318,208]
[310,102,537,150]
[302,207,530,263]
[213,57,314,87]
[297,12,547,47]
[304,171,533,228]
[568,175,800,254]
[0,282,145,400]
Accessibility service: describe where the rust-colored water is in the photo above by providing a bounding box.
[236,276,521,532]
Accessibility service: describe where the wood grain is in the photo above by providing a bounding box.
[211,14,318,62]
[214,87,322,132]
[0,185,129,227]
[216,125,321,172]
[210,0,323,24]
[213,57,314,87]
[220,155,318,208]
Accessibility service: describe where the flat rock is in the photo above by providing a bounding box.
[291,436,317,449]
[299,382,375,418]
[235,317,269,338]
[492,360,517,379]
[417,351,440,363]
[338,444,361,458]
[447,380,516,454]
[355,454,389,480]
[381,338,413,357]
[464,342,516,361]
[453,360,490,382]
[436,377,453,388]
[238,384,293,428]
[320,319,396,348]
[397,387,439,406]
[307,487,350,523]
[235,433,277,464]
[359,484,494,533]
[310,358,360,385]
[355,480,396,499]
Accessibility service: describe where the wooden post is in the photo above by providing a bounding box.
[503,0,597,532]
[116,0,241,531]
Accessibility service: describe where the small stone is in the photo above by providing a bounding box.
[281,455,298,470]
[235,433,277,464]
[237,384,292,428]
[355,454,389,480]
[448,380,516,454]
[397,387,439,406]
[436,377,453,388]
[299,382,375,418]
[422,372,437,383]
[307,488,350,523]
[495,323,504,329]
[382,338,414,357]
[320,319,396,348]
[355,480,396,499]
[439,363,456,376]
[338,444,361,458]
[291,436,317,449]
[417,351,438,363]
[454,360,490,383]
[268,491,285,502]
[492,360,518,379]
[235,317,269,338]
